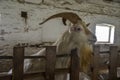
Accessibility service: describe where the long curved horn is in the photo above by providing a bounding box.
[39,12,82,25]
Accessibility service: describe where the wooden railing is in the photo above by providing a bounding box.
[92,45,120,80]
[0,46,80,80]
[0,45,120,80]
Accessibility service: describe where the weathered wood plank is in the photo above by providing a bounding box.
[70,48,80,80]
[0,74,12,80]
[0,68,69,80]
[13,47,24,80]
[92,45,100,80]
[0,54,70,59]
[45,46,56,80]
[109,46,118,80]
[0,56,13,59]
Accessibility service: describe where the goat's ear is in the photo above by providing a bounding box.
[86,23,90,27]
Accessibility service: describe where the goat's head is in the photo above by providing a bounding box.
[39,12,96,44]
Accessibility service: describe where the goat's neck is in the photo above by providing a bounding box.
[55,30,89,54]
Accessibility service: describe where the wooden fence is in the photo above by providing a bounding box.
[92,45,120,80]
[0,45,120,80]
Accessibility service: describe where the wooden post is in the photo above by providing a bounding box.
[45,46,56,80]
[70,48,80,80]
[109,46,118,80]
[92,45,100,80]
[13,46,24,80]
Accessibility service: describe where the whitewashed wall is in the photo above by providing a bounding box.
[0,0,120,48]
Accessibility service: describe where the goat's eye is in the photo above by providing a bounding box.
[77,28,81,31]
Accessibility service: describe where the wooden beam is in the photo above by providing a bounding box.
[109,46,118,80]
[0,68,69,80]
[45,46,56,80]
[0,74,12,80]
[92,45,100,80]
[0,56,13,59]
[0,54,70,59]
[13,47,24,80]
[70,48,80,80]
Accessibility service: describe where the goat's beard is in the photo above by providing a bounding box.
[54,30,93,73]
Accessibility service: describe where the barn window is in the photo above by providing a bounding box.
[95,23,115,44]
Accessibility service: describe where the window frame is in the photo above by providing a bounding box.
[95,24,115,44]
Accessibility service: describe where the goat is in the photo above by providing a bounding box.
[8,12,96,80]
[39,12,96,72]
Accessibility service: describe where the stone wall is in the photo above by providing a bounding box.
[0,0,120,48]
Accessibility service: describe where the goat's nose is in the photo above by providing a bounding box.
[88,33,97,44]
[93,34,97,42]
